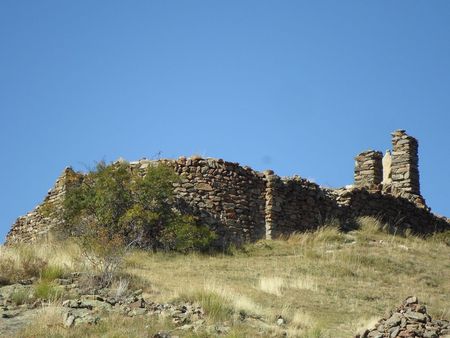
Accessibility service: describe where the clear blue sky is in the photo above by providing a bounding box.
[1,1,449,242]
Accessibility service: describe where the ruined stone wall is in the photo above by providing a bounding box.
[333,188,449,233]
[391,130,420,195]
[264,173,340,237]
[6,157,268,247]
[354,150,383,191]
[5,168,79,245]
[168,157,267,246]
[383,130,426,208]
[5,130,450,246]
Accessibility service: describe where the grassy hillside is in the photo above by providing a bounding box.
[1,217,449,337]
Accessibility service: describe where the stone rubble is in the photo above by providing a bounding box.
[0,273,284,337]
[0,275,207,337]
[356,297,450,338]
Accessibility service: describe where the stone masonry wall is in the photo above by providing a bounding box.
[5,131,450,246]
[384,130,426,208]
[264,173,340,237]
[5,168,80,244]
[354,150,383,191]
[333,188,449,234]
[391,130,420,195]
[7,157,268,247]
[168,157,267,246]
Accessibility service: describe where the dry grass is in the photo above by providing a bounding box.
[18,305,179,338]
[10,216,450,337]
[121,217,450,337]
[0,239,83,284]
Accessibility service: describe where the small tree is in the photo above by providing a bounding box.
[62,161,216,286]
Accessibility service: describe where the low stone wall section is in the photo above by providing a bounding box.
[168,157,267,246]
[334,188,449,233]
[5,168,78,244]
[264,173,341,237]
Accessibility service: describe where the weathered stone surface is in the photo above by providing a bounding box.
[354,150,383,191]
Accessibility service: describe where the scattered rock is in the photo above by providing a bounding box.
[356,297,450,338]
[276,315,286,326]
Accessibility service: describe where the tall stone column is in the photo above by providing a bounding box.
[263,170,283,240]
[391,130,420,196]
[354,150,383,191]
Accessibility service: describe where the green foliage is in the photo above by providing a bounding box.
[11,288,31,305]
[40,265,65,282]
[62,161,216,285]
[34,280,61,300]
[161,215,218,253]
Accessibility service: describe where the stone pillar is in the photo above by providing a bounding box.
[263,170,281,240]
[391,130,420,196]
[354,150,383,191]
[382,150,392,185]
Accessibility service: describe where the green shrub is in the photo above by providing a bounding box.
[62,161,217,286]
[161,215,217,253]
[40,265,65,282]
[11,288,31,305]
[34,281,61,300]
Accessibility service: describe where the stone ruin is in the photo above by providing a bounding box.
[5,130,450,246]
[354,130,426,208]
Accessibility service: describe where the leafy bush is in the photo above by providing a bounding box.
[62,161,216,286]
[161,214,217,253]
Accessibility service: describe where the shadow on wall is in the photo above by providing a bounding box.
[336,189,449,234]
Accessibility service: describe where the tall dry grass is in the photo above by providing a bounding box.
[10,216,450,337]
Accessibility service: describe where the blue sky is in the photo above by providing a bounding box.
[1,1,449,242]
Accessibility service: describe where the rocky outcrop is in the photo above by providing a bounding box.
[356,297,450,338]
[0,275,207,337]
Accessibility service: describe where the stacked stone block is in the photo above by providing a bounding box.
[263,170,279,240]
[268,177,340,237]
[391,130,420,196]
[354,150,383,191]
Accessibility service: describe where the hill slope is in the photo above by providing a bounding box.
[1,217,449,337]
